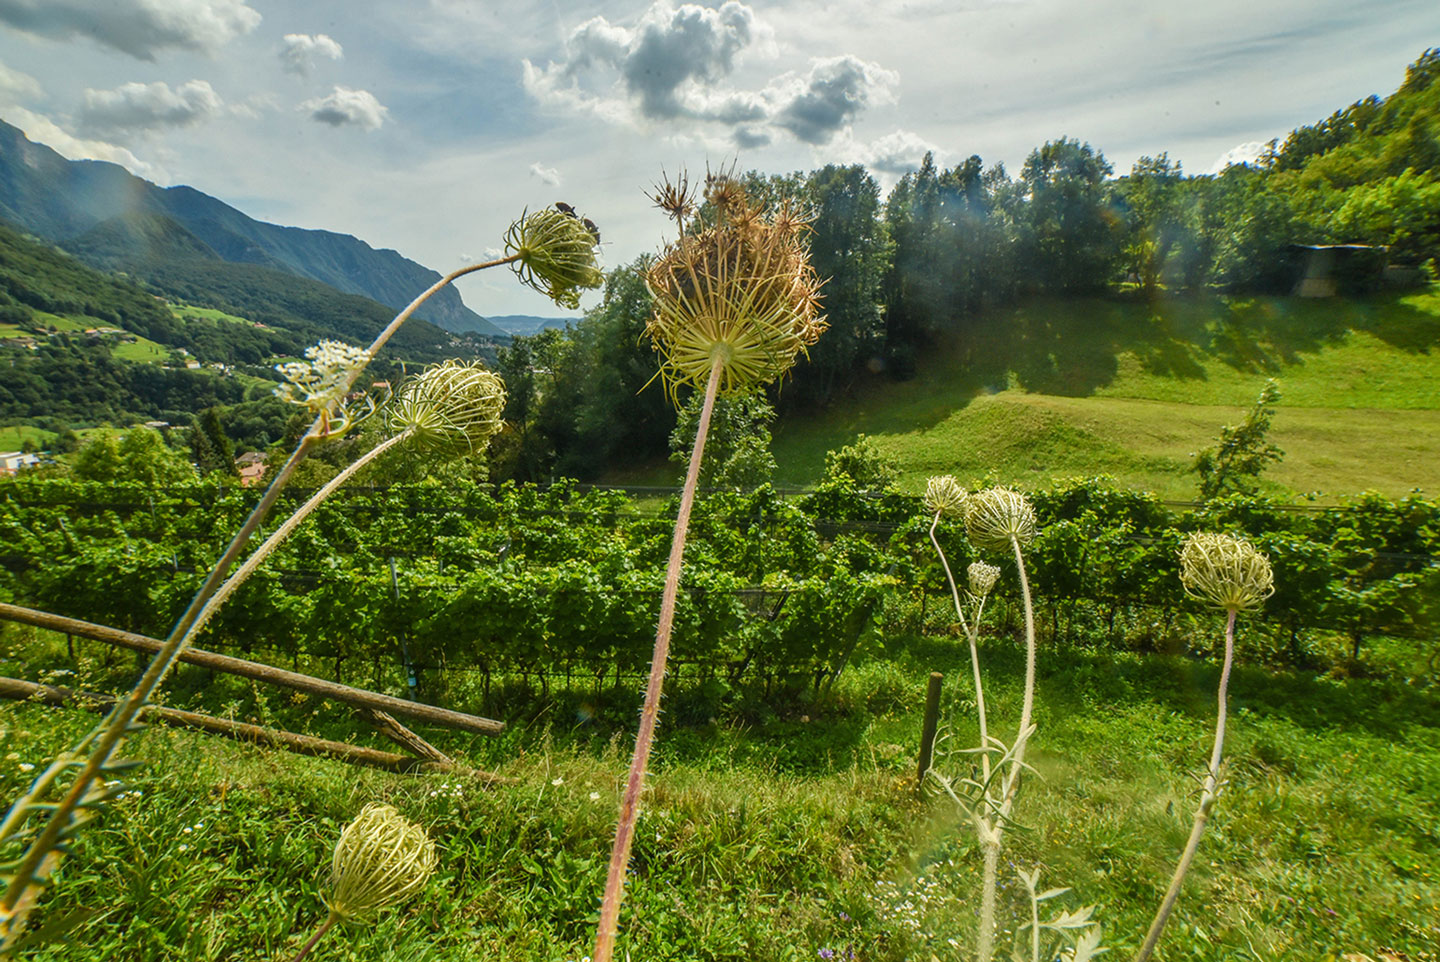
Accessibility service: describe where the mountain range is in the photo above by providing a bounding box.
[0,118,506,339]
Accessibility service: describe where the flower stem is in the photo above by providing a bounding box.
[289,911,339,962]
[1134,607,1236,962]
[928,516,988,784]
[592,357,723,962]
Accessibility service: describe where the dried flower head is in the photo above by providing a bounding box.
[965,487,1038,550]
[504,207,603,310]
[967,561,1001,599]
[923,475,968,518]
[274,340,374,437]
[645,173,826,399]
[326,803,436,921]
[1180,532,1275,612]
[387,360,506,454]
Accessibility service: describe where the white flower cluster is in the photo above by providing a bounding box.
[274,339,369,414]
[427,781,465,800]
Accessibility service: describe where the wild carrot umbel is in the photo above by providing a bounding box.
[591,173,824,962]
[1135,533,1274,962]
[290,803,437,962]
[0,208,593,949]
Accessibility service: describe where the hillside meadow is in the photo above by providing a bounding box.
[770,289,1440,501]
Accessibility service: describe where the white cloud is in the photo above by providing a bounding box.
[1207,140,1270,174]
[3,106,162,179]
[523,0,895,147]
[0,58,42,101]
[78,80,224,138]
[279,33,343,76]
[528,162,561,186]
[0,0,260,61]
[301,86,388,130]
[840,128,942,175]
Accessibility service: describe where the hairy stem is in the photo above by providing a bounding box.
[928,515,989,784]
[0,255,501,922]
[1134,608,1236,962]
[289,911,339,962]
[592,357,723,962]
[977,830,1001,962]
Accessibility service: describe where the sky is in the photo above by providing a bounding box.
[0,0,1434,319]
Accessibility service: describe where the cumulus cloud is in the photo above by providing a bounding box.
[524,0,892,146]
[280,33,343,75]
[845,128,942,175]
[1207,140,1269,174]
[78,80,224,138]
[301,86,388,130]
[3,106,162,179]
[770,56,897,145]
[0,0,260,61]
[0,59,42,101]
[528,162,561,186]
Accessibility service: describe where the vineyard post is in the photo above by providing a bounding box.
[917,671,943,792]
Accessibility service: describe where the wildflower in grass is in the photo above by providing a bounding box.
[290,803,437,961]
[964,487,1037,550]
[1136,533,1274,962]
[591,171,826,962]
[1179,532,1275,612]
[504,206,604,309]
[924,475,967,518]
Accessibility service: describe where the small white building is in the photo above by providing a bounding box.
[0,451,41,476]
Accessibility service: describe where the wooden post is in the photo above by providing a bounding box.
[917,671,943,791]
[0,602,503,736]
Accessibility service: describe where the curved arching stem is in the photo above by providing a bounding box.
[592,357,723,962]
[1134,608,1237,962]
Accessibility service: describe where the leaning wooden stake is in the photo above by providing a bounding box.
[0,677,507,780]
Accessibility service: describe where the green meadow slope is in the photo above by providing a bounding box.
[772,289,1440,500]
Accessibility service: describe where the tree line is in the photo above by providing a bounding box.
[491,50,1439,482]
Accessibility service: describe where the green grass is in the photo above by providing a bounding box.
[0,425,54,451]
[771,289,1440,500]
[109,334,172,363]
[1,620,1435,961]
[171,303,256,326]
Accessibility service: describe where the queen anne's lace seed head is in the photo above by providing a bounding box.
[967,561,1001,599]
[964,487,1037,550]
[387,360,506,454]
[923,475,967,518]
[645,173,825,400]
[504,208,603,310]
[326,803,436,920]
[1180,532,1275,612]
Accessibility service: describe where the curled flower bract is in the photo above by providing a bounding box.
[327,803,436,920]
[387,359,506,454]
[645,174,825,398]
[923,475,967,518]
[967,561,1001,599]
[965,487,1038,550]
[504,207,603,310]
[1180,532,1275,612]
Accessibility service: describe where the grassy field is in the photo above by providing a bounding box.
[769,289,1440,501]
[1,619,1435,961]
[171,303,256,327]
[0,425,54,451]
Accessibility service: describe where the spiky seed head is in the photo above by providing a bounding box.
[387,360,506,454]
[1179,532,1275,612]
[504,207,603,310]
[968,561,1001,599]
[326,803,436,920]
[923,475,968,518]
[965,487,1038,550]
[645,173,826,400]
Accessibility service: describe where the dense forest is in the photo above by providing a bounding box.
[488,48,1440,482]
